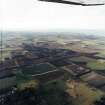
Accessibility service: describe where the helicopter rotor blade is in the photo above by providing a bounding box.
[39,0,105,6]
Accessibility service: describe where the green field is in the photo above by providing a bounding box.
[16,73,33,85]
[21,63,56,75]
[95,51,105,58]
[87,60,105,70]
[16,73,38,91]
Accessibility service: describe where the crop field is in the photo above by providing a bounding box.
[16,73,33,86]
[64,39,105,54]
[50,59,71,67]
[95,51,105,58]
[69,56,95,63]
[66,81,104,105]
[21,63,56,75]
[0,47,22,61]
[16,73,38,90]
[34,69,67,83]
[81,40,98,45]
[65,45,100,53]
[0,50,11,61]
[81,72,105,88]
[86,60,105,70]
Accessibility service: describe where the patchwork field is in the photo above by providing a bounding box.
[65,45,104,54]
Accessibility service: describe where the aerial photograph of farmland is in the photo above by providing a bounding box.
[0,30,105,105]
[1,0,105,104]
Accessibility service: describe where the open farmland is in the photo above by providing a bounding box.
[34,69,67,83]
[0,47,23,61]
[87,60,105,70]
[66,81,104,105]
[16,73,33,86]
[50,59,72,67]
[1,32,105,105]
[64,39,105,54]
[20,63,56,75]
[69,56,95,63]
[81,40,98,45]
[0,51,10,61]
[81,72,105,88]
[65,44,104,54]
[95,51,105,58]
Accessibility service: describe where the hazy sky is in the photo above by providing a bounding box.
[1,0,105,31]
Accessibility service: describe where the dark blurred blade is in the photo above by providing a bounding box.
[39,0,84,5]
[39,0,105,6]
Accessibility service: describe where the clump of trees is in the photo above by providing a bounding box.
[3,80,73,105]
[94,96,105,105]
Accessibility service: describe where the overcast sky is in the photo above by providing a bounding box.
[0,0,105,31]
